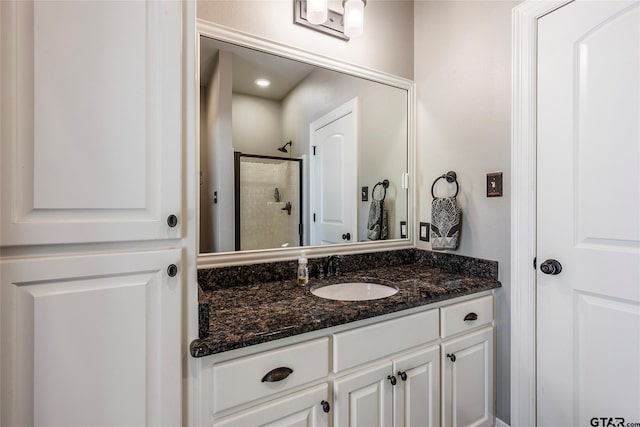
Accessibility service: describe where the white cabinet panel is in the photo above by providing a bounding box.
[0,250,182,426]
[441,327,494,427]
[214,383,329,427]
[0,0,182,245]
[393,346,440,427]
[334,361,393,427]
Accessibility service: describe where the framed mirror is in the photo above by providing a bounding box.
[197,22,415,267]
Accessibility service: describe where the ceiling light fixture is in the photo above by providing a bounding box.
[293,0,367,41]
[255,78,271,87]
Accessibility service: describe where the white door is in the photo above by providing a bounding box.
[309,100,358,245]
[441,327,494,427]
[0,0,182,245]
[393,346,440,427]
[334,361,393,427]
[537,1,640,425]
[0,250,182,426]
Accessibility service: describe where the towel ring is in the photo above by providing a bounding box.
[372,179,389,201]
[431,171,459,199]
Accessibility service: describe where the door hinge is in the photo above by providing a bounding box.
[299,224,303,235]
[533,257,537,270]
[312,146,317,156]
[313,213,316,222]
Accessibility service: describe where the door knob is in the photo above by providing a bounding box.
[540,259,562,275]
[342,233,351,240]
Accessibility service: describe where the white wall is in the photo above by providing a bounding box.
[414,1,520,423]
[197,0,414,80]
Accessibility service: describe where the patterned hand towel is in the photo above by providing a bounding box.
[430,196,461,250]
[367,200,388,240]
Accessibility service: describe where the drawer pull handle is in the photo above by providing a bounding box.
[398,371,407,381]
[261,367,293,382]
[321,400,331,413]
[387,375,397,386]
[464,312,478,321]
[447,353,457,362]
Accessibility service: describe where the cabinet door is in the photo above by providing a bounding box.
[441,327,494,427]
[214,383,329,427]
[0,0,182,245]
[334,361,393,427]
[393,346,440,427]
[0,250,182,426]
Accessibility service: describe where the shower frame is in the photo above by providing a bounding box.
[233,152,304,251]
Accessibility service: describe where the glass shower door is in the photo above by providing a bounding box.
[235,153,302,251]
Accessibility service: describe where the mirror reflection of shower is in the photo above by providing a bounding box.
[277,141,292,156]
[235,153,302,251]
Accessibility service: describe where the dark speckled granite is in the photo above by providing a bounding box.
[191,249,500,358]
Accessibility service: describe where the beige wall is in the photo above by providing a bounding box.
[197,0,414,80]
[232,94,284,156]
[414,1,520,423]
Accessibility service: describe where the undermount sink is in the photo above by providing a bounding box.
[311,282,398,301]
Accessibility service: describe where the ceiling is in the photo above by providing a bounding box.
[200,36,315,101]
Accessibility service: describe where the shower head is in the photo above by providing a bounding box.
[277,141,292,153]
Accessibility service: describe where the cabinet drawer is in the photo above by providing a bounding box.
[440,295,493,338]
[333,309,438,373]
[212,338,329,414]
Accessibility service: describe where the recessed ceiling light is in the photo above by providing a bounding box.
[255,78,271,87]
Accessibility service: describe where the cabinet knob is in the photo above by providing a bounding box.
[464,312,478,321]
[446,353,457,363]
[387,375,397,386]
[167,264,178,277]
[321,400,331,413]
[398,371,407,381]
[261,367,293,382]
[342,232,351,241]
[167,214,178,228]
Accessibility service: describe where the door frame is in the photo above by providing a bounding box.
[308,98,359,246]
[510,1,572,425]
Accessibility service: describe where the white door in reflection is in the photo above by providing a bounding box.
[310,99,358,245]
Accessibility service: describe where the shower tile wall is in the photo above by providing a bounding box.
[240,161,300,250]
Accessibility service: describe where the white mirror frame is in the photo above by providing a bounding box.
[196,20,416,268]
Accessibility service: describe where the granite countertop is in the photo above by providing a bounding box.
[190,251,501,358]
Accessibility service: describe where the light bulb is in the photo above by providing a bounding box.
[306,0,328,25]
[255,78,271,87]
[343,0,365,38]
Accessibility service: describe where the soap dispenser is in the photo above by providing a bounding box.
[297,251,309,286]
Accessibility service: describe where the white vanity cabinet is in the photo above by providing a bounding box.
[440,296,495,427]
[333,346,440,427]
[199,292,495,427]
[332,309,440,427]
